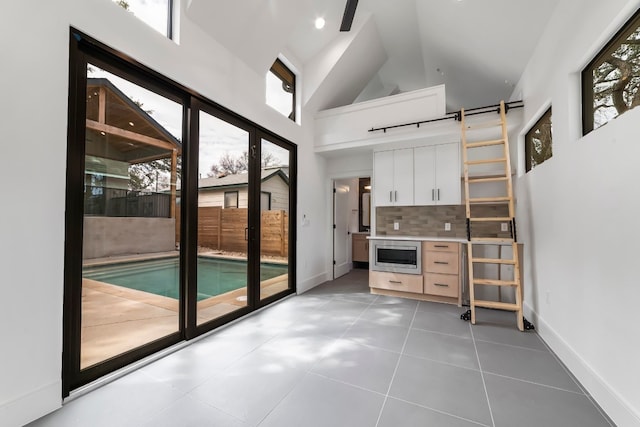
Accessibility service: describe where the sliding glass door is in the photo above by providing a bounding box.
[64,30,296,396]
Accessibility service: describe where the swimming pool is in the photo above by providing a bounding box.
[83,257,288,301]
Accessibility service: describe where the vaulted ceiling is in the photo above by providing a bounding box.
[185,0,559,112]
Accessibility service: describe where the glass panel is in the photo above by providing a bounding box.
[197,111,249,325]
[259,139,291,300]
[112,0,170,37]
[82,65,182,369]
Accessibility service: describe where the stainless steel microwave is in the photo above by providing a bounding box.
[371,239,422,275]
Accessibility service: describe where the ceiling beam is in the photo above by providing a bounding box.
[340,0,359,32]
[86,120,179,152]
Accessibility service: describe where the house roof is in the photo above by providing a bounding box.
[198,168,289,190]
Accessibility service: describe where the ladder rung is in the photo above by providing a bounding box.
[473,300,520,311]
[468,197,510,203]
[472,258,516,265]
[465,139,505,148]
[465,158,507,165]
[464,120,503,130]
[469,217,511,222]
[468,176,508,184]
[469,238,514,244]
[473,279,518,286]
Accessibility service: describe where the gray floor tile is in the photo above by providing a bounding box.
[29,370,184,427]
[314,298,370,319]
[476,340,581,392]
[343,320,409,352]
[311,339,401,393]
[359,304,416,328]
[373,295,420,309]
[142,395,246,427]
[189,351,307,425]
[378,397,490,427]
[471,316,547,351]
[404,329,479,370]
[258,373,385,427]
[286,309,357,338]
[485,373,611,427]
[254,332,338,371]
[389,355,492,426]
[412,305,473,338]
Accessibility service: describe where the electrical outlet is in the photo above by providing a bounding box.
[501,223,509,232]
[393,221,399,230]
[444,222,451,231]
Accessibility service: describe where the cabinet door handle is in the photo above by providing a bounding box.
[434,245,449,248]
[394,191,397,201]
[434,283,449,287]
[389,280,402,284]
[389,191,392,202]
[434,261,449,265]
[432,189,435,201]
[437,188,440,201]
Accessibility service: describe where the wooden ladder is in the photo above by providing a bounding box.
[461,100,525,331]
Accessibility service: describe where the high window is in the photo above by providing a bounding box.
[525,107,552,172]
[113,0,173,38]
[266,58,296,122]
[582,8,640,134]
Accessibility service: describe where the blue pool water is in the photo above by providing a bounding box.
[83,257,287,301]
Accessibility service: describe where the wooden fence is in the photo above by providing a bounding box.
[176,207,288,257]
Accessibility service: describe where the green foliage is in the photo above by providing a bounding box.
[209,151,277,177]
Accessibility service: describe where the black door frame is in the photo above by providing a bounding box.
[63,29,296,397]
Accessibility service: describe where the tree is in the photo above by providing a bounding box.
[209,151,278,177]
[116,0,130,10]
[591,26,640,128]
[129,156,181,191]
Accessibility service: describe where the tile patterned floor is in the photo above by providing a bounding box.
[28,269,614,427]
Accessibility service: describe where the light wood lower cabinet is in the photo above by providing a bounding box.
[369,240,462,306]
[352,234,369,263]
[369,271,423,293]
[423,241,461,305]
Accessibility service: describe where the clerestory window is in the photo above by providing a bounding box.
[582,8,640,134]
[113,0,174,38]
[525,107,552,172]
[266,58,296,122]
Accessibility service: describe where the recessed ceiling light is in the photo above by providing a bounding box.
[315,17,326,29]
[129,121,135,127]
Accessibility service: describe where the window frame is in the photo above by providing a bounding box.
[268,58,296,122]
[582,8,640,135]
[113,0,174,39]
[261,191,272,211]
[525,107,553,173]
[224,190,239,208]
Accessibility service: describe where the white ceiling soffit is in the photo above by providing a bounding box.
[303,13,387,111]
[184,0,306,75]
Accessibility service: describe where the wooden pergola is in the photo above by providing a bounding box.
[85,78,182,218]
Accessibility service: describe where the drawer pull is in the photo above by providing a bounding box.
[434,283,449,287]
[388,280,402,284]
[434,244,449,248]
[434,261,449,265]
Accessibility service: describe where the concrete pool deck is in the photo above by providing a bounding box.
[81,251,289,369]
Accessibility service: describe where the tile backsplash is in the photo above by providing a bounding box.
[376,204,512,238]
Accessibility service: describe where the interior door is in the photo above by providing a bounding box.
[333,181,350,278]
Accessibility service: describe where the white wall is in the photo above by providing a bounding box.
[0,1,327,425]
[514,0,640,425]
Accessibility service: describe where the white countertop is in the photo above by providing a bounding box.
[367,235,468,243]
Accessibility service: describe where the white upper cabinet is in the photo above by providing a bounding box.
[413,142,461,206]
[374,148,414,207]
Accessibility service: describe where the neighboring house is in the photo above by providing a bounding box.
[198,167,289,212]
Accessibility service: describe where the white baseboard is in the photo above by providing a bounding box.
[524,303,640,427]
[297,272,328,294]
[0,380,61,427]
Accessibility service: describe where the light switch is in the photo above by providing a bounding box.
[393,221,399,230]
[444,223,451,231]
